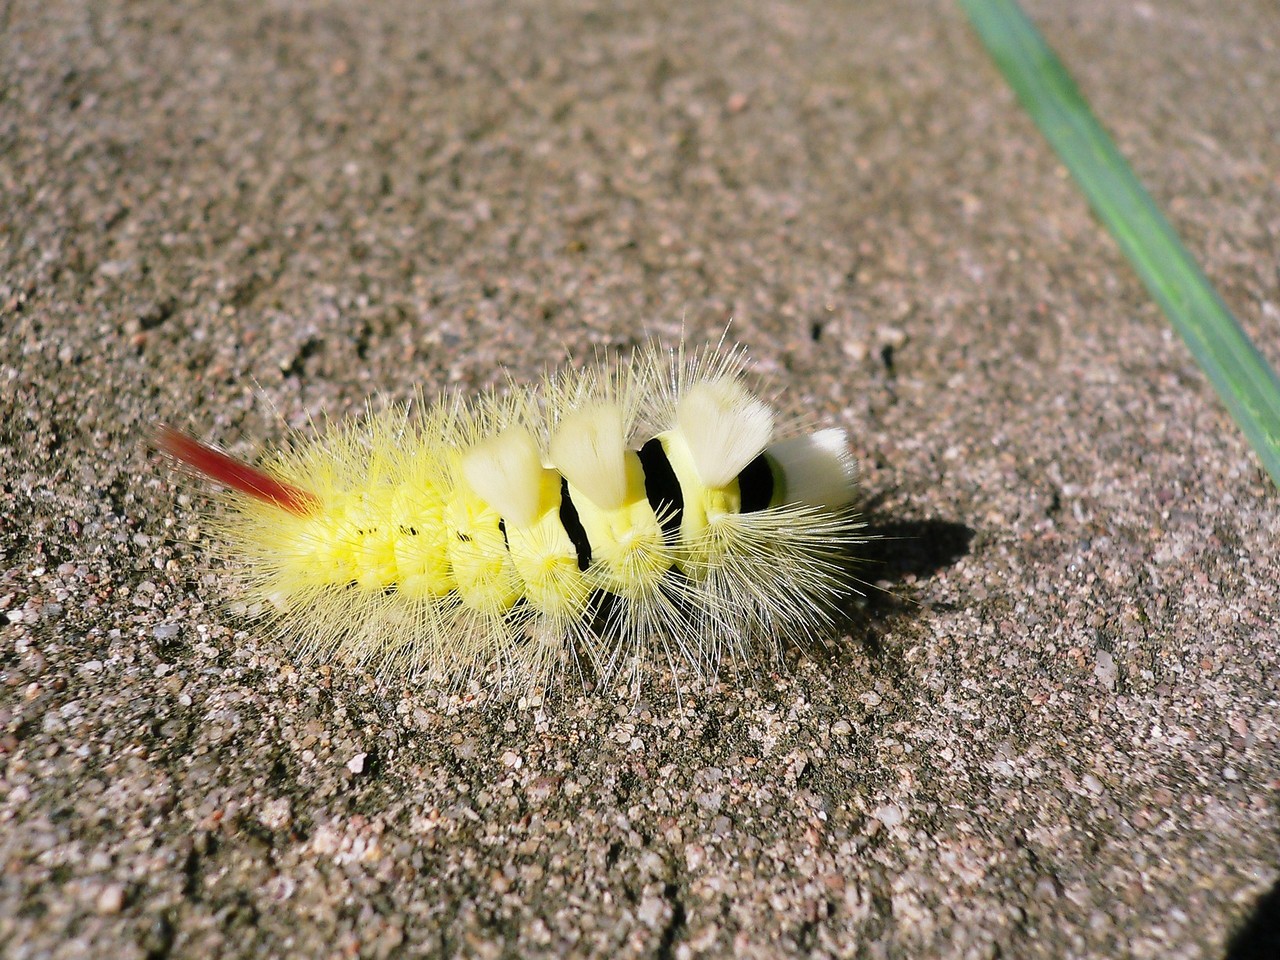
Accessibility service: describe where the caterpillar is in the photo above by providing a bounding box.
[156,342,865,691]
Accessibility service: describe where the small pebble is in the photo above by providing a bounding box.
[96,884,125,915]
[872,804,904,828]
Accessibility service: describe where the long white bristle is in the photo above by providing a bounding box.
[460,427,547,527]
[766,428,858,510]
[676,379,774,488]
[548,404,628,509]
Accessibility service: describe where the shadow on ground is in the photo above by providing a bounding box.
[1225,876,1280,960]
[859,514,976,586]
[807,496,975,668]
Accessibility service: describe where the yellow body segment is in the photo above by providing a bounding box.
[444,485,523,615]
[503,488,590,618]
[272,493,362,587]
[344,489,404,591]
[657,429,742,570]
[389,484,456,599]
[567,451,670,598]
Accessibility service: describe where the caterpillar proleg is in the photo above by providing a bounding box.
[157,343,866,690]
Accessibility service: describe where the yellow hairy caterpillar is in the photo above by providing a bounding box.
[158,343,865,690]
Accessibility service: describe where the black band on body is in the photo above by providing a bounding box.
[638,438,684,540]
[736,453,774,513]
[558,477,593,571]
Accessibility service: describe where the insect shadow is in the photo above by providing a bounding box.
[858,516,975,590]
[1224,874,1280,960]
[813,491,975,664]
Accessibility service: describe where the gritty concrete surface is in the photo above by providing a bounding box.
[2,0,1279,957]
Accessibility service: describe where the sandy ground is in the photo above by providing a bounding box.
[3,0,1279,957]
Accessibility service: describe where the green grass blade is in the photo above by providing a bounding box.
[960,0,1280,490]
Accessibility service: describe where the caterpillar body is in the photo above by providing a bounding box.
[158,343,865,690]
